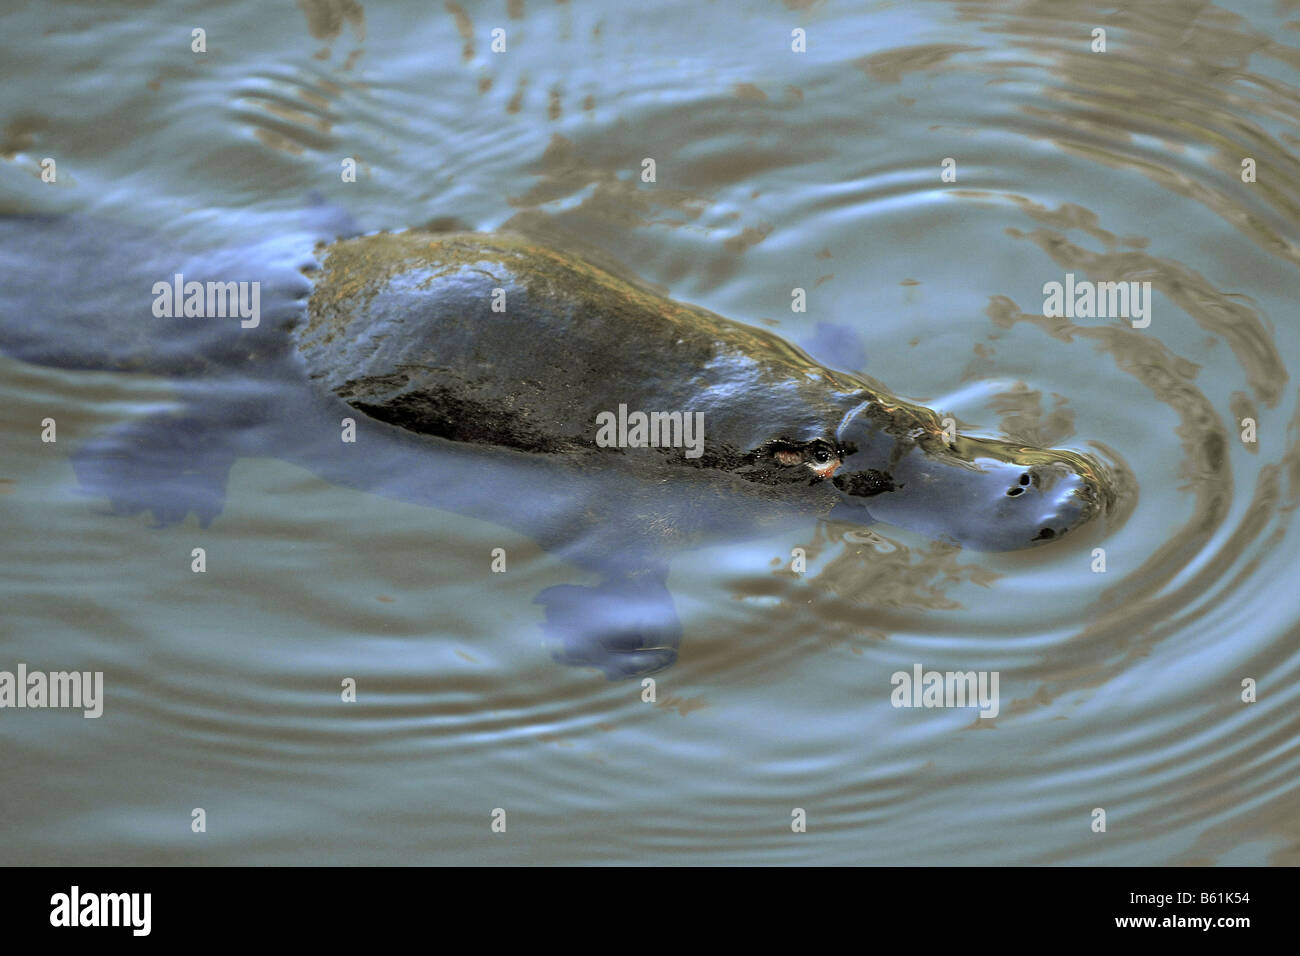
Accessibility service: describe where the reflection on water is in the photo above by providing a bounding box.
[0,0,1297,864]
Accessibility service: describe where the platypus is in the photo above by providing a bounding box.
[0,216,1108,677]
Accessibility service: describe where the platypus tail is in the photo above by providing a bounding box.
[0,214,312,377]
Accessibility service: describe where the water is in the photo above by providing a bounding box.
[1,0,1297,865]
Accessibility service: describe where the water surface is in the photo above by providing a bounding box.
[0,0,1297,865]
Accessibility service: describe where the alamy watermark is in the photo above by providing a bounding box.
[50,886,150,936]
[594,403,704,459]
[890,663,999,718]
[1042,273,1151,328]
[0,664,103,718]
[152,273,260,328]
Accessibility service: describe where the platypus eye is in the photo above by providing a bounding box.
[801,439,841,464]
[759,439,840,477]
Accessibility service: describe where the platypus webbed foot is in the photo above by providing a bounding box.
[534,576,682,680]
[70,411,236,528]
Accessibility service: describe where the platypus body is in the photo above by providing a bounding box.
[0,216,1105,677]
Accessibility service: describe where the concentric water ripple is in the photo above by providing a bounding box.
[0,0,1295,864]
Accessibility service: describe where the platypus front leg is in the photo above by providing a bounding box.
[69,404,242,528]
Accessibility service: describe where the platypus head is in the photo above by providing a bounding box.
[829,398,1106,552]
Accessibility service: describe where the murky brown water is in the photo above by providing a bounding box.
[0,0,1296,864]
